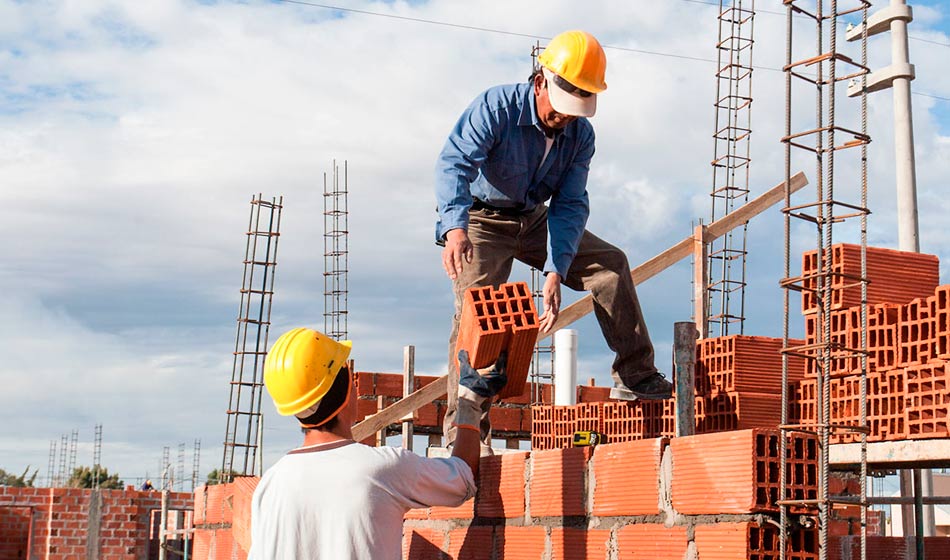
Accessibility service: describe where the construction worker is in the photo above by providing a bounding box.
[140,479,154,491]
[248,327,507,560]
[435,30,672,449]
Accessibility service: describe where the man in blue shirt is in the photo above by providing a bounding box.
[435,30,673,449]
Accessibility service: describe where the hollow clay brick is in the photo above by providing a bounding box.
[493,526,546,559]
[695,391,783,433]
[694,522,786,560]
[801,244,939,315]
[403,527,447,560]
[616,524,688,560]
[529,447,592,518]
[672,429,817,514]
[456,282,539,399]
[591,438,666,516]
[899,296,938,367]
[475,452,527,518]
[446,526,494,560]
[905,360,950,439]
[428,497,474,520]
[531,405,554,451]
[552,405,577,449]
[697,335,807,393]
[550,527,610,560]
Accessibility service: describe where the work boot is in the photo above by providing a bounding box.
[627,373,673,400]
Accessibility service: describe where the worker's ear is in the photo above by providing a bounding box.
[533,72,545,95]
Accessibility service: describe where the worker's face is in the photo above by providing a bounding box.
[533,73,576,131]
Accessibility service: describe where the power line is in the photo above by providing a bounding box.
[915,91,950,102]
[273,0,949,103]
[678,0,950,48]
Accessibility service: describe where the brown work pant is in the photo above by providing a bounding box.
[442,205,657,448]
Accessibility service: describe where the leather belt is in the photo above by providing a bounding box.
[471,198,528,216]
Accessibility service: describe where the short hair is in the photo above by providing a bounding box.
[297,366,350,432]
[529,67,542,83]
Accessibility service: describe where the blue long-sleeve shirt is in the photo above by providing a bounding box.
[434,82,594,278]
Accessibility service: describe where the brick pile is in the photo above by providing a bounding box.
[0,486,191,559]
[529,244,950,446]
[791,246,950,442]
[530,335,805,447]
[404,431,821,559]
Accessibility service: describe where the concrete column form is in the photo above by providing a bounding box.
[553,330,578,406]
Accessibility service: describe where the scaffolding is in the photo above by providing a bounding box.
[67,430,78,479]
[161,446,171,490]
[46,440,56,488]
[177,443,185,492]
[222,194,283,481]
[324,160,349,341]
[705,0,755,338]
[192,439,201,492]
[56,434,68,486]
[93,423,102,489]
[779,2,871,559]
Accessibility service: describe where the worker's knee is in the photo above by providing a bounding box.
[600,243,629,275]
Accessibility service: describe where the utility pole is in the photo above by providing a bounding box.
[847,0,931,539]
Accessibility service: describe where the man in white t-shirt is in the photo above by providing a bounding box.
[248,327,507,560]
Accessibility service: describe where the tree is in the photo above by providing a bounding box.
[67,465,124,489]
[205,468,238,485]
[0,467,37,487]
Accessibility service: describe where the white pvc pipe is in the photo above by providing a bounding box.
[554,329,578,406]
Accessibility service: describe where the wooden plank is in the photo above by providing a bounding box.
[352,375,447,442]
[537,171,807,342]
[352,171,807,437]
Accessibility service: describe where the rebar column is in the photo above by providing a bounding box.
[222,194,283,481]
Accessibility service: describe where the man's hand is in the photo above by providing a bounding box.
[442,229,473,280]
[458,349,508,400]
[539,272,562,333]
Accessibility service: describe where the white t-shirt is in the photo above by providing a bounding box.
[248,439,476,560]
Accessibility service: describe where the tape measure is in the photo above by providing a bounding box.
[572,430,605,447]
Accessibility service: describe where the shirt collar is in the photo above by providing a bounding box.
[518,81,573,139]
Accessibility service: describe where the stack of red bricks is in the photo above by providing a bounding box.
[0,486,192,559]
[792,244,950,443]
[530,334,806,448]
[531,399,674,449]
[404,429,821,559]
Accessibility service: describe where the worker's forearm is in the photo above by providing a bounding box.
[451,426,481,479]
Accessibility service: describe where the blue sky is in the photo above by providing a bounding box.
[1,0,949,488]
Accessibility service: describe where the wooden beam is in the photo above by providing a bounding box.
[352,376,447,442]
[537,171,807,342]
[351,171,807,440]
[692,224,708,339]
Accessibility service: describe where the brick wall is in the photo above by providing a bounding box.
[404,430,821,560]
[0,486,192,559]
[190,477,259,560]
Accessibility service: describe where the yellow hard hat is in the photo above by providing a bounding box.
[264,328,353,417]
[538,30,607,94]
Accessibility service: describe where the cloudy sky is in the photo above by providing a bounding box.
[2,0,949,487]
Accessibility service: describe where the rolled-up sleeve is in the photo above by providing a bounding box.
[434,94,500,242]
[545,130,594,277]
[396,454,476,509]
